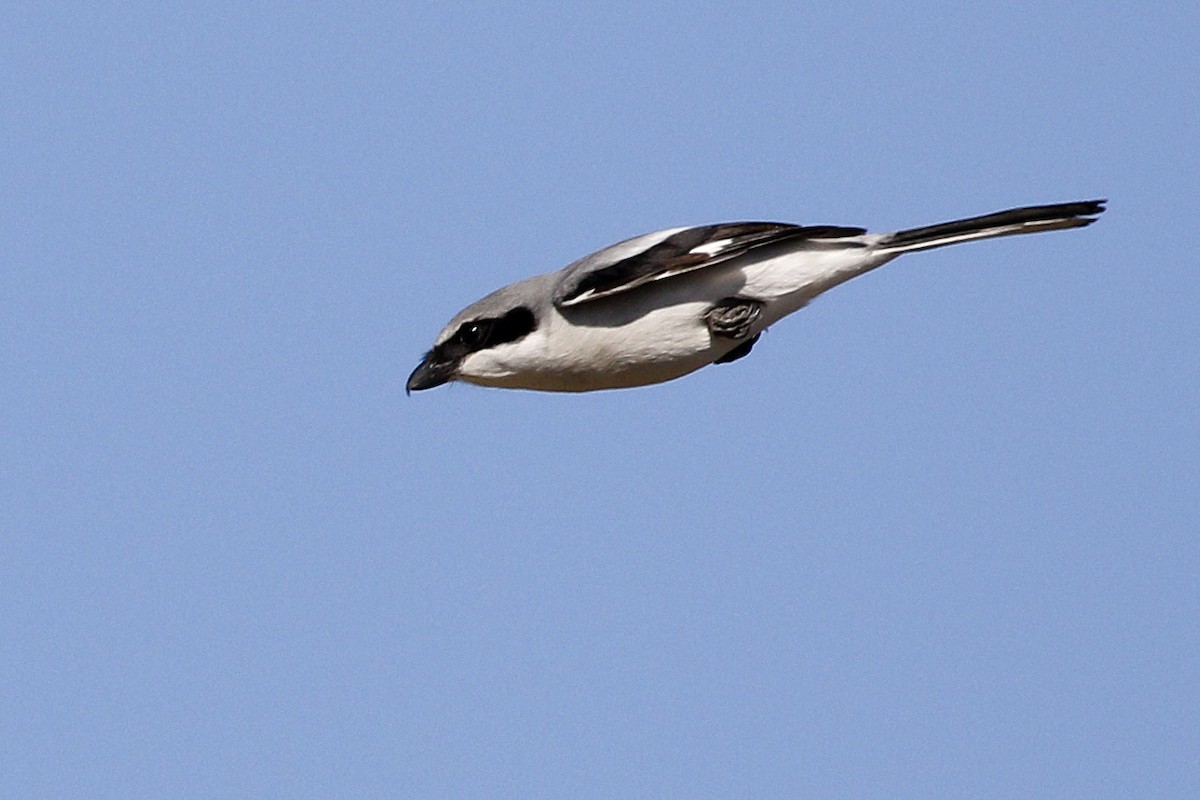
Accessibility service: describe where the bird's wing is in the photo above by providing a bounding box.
[552,222,867,308]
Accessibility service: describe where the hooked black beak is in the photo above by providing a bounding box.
[406,354,456,394]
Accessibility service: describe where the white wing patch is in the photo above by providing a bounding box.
[690,238,736,257]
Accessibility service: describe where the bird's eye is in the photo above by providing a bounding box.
[458,321,490,348]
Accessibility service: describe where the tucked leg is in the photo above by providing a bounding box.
[706,297,763,340]
[706,297,764,365]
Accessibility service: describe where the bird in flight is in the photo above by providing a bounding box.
[407,200,1105,394]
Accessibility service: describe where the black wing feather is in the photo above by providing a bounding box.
[553,222,865,308]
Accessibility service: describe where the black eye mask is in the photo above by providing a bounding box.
[435,306,538,363]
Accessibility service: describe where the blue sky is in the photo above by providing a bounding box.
[3,3,1197,797]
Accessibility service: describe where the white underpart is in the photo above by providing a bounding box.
[739,236,892,322]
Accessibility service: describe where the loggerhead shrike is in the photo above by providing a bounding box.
[407,200,1105,394]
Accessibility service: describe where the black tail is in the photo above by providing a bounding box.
[877,200,1106,255]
